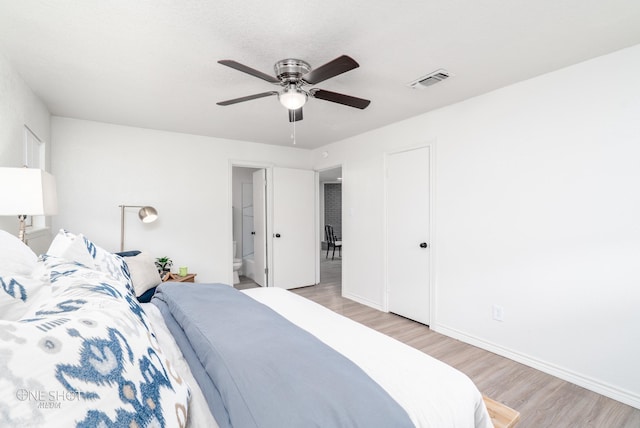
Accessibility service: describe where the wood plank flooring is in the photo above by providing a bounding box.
[236,258,640,428]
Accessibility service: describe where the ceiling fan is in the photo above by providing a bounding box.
[216,55,371,122]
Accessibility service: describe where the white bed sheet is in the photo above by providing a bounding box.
[143,288,492,428]
[243,288,492,428]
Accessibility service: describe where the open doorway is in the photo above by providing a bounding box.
[232,165,317,290]
[232,166,262,289]
[318,166,342,289]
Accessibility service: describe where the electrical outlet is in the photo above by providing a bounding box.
[492,304,504,322]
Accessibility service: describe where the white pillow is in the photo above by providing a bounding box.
[123,252,162,296]
[0,229,38,275]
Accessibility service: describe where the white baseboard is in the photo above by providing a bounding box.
[342,291,384,311]
[432,323,640,410]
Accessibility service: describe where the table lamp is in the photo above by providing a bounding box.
[0,167,58,242]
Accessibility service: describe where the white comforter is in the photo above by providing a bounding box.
[144,287,492,428]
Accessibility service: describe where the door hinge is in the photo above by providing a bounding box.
[264,268,269,274]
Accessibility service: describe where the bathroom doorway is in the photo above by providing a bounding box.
[232,166,262,287]
[232,164,317,290]
[318,166,343,289]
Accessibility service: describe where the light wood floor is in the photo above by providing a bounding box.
[236,258,640,428]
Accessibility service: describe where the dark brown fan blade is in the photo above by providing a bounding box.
[288,108,303,122]
[217,91,278,106]
[311,89,371,109]
[302,55,360,85]
[218,60,280,84]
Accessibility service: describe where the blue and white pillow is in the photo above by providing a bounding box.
[46,229,94,268]
[46,230,134,294]
[0,255,190,427]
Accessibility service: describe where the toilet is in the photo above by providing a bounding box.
[232,241,242,284]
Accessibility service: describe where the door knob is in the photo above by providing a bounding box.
[419,242,428,248]
[251,231,255,235]
[274,233,281,238]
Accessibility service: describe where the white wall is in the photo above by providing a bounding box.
[312,44,640,408]
[51,117,312,284]
[0,51,52,250]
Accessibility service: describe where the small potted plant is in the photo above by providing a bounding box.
[155,257,173,277]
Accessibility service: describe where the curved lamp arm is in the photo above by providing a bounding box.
[119,205,158,251]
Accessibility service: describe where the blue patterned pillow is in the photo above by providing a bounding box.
[42,256,131,300]
[81,235,134,295]
[46,229,95,268]
[0,257,190,427]
[46,231,134,295]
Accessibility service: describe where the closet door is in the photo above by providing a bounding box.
[386,146,431,325]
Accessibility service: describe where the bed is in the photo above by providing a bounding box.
[0,229,492,427]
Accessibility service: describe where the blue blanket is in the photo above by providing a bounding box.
[152,283,413,428]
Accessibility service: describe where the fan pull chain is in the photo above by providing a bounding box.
[291,119,296,145]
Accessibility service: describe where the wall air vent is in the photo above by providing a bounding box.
[408,69,450,89]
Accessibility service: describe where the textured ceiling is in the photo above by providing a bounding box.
[1,1,640,149]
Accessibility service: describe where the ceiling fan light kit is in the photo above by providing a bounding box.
[217,55,370,124]
[279,84,307,110]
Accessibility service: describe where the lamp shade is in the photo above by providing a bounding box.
[138,206,158,223]
[0,167,58,215]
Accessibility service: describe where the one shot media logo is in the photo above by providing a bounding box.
[15,389,81,409]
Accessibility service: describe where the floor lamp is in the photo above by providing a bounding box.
[119,205,158,251]
[0,167,58,242]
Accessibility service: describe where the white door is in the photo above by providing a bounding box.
[272,167,316,289]
[386,146,430,325]
[252,169,267,287]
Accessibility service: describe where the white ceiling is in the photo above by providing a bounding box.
[1,1,639,150]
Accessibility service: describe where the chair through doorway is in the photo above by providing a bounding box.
[324,224,342,260]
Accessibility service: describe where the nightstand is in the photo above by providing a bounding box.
[162,273,197,283]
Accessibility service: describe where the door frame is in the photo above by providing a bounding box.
[382,142,436,325]
[229,161,274,287]
[315,164,344,287]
